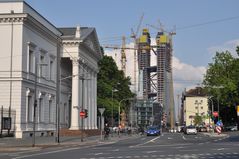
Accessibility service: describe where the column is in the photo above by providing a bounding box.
[91,70,94,129]
[93,72,98,129]
[87,69,92,129]
[70,59,80,130]
[84,67,89,129]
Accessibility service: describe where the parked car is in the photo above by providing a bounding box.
[146,126,161,136]
[224,125,238,131]
[198,126,207,132]
[185,125,197,135]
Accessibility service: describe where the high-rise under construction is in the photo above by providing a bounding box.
[137,29,151,99]
[137,29,175,128]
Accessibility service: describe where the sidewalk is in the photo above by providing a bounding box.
[0,133,137,152]
[202,132,229,138]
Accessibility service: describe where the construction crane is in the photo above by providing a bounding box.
[103,38,136,75]
[121,36,126,74]
[131,13,144,94]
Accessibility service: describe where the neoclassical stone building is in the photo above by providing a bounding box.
[59,27,102,130]
[0,0,102,138]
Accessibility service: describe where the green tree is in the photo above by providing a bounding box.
[97,55,134,125]
[203,49,239,124]
[194,114,203,126]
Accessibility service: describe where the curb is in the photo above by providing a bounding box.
[203,133,228,138]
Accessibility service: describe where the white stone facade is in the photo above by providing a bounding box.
[0,1,102,138]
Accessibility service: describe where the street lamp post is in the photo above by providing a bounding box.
[111,89,118,127]
[208,97,214,133]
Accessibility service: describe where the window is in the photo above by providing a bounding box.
[39,97,45,122]
[49,100,52,123]
[27,95,33,122]
[27,42,36,73]
[40,55,45,77]
[50,60,53,80]
[28,50,34,73]
[201,106,203,109]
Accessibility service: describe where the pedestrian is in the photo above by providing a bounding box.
[104,124,110,140]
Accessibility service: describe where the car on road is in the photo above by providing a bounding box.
[146,126,161,136]
[185,125,197,135]
[198,126,207,132]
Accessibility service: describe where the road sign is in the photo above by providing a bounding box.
[98,108,105,115]
[215,126,222,134]
[216,120,223,127]
[213,111,219,117]
[237,105,239,116]
[80,111,85,117]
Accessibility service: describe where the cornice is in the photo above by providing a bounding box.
[62,40,81,46]
[0,13,62,44]
[0,13,27,23]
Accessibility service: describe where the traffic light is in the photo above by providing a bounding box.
[84,109,88,118]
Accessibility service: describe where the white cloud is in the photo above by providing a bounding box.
[207,39,239,57]
[172,56,206,95]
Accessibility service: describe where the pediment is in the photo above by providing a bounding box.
[83,30,102,59]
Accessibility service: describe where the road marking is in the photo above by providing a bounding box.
[112,149,119,151]
[180,149,198,152]
[150,136,160,142]
[182,135,186,140]
[168,137,172,140]
[94,153,103,155]
[145,151,157,154]
[175,146,185,149]
[11,143,109,159]
[130,143,192,148]
[130,136,160,147]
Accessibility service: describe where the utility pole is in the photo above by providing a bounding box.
[32,52,38,147]
[81,77,84,142]
[55,39,61,143]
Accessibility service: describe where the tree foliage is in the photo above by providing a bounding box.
[194,114,203,126]
[97,55,134,124]
[203,47,239,124]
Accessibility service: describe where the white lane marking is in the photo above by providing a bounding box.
[130,143,192,148]
[168,137,172,140]
[175,146,185,149]
[130,136,160,147]
[182,135,186,140]
[217,148,225,151]
[11,143,106,159]
[179,149,198,152]
[94,153,103,156]
[145,151,157,154]
[112,149,119,151]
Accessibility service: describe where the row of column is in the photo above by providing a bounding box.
[70,59,97,130]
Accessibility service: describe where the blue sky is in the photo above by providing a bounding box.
[26,0,239,96]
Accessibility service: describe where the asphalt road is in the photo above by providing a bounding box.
[1,132,239,159]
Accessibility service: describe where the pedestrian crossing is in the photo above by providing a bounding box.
[79,152,239,159]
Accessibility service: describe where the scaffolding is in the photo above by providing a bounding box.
[137,29,175,128]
